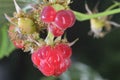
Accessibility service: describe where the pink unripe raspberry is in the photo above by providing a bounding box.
[8,25,24,49]
[13,40,24,49]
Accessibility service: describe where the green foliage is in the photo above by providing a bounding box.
[0,25,15,59]
[0,0,14,25]
[0,0,22,59]
[17,0,42,3]
[0,0,26,25]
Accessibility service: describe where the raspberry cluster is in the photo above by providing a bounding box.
[41,6,75,37]
[6,0,76,77]
[31,43,72,76]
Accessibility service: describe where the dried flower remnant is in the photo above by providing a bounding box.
[85,3,120,38]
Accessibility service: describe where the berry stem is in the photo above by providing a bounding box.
[45,30,54,45]
[105,1,120,11]
[74,8,120,21]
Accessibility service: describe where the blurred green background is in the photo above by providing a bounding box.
[0,0,120,80]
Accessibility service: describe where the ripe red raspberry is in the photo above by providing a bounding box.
[31,43,72,76]
[54,58,71,76]
[38,60,55,76]
[37,46,52,59]
[46,47,63,66]
[41,6,56,23]
[54,10,76,29]
[31,46,55,76]
[31,50,41,66]
[48,23,64,37]
[55,43,72,58]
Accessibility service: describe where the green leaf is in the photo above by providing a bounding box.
[0,25,15,59]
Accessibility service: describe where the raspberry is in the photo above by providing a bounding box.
[47,48,63,66]
[37,46,52,59]
[48,23,64,37]
[31,43,72,76]
[55,43,72,58]
[13,40,24,48]
[8,25,15,34]
[54,58,71,76]
[18,18,36,34]
[8,25,16,39]
[41,6,56,23]
[54,10,76,29]
[38,60,54,76]
[31,50,41,66]
[8,25,24,49]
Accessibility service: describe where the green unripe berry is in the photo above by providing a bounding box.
[18,18,36,34]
